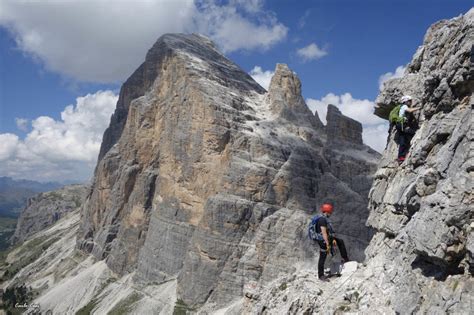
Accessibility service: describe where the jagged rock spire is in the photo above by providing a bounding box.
[326,104,363,144]
[267,63,323,128]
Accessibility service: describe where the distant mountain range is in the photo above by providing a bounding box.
[0,177,64,217]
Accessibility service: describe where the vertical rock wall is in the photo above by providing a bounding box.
[239,10,473,315]
[364,9,473,314]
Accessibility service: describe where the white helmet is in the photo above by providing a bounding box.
[400,95,413,104]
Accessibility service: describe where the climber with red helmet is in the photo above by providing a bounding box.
[308,203,350,281]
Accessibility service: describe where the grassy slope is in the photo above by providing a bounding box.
[0,216,17,251]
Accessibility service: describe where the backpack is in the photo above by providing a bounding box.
[388,104,405,124]
[308,215,325,241]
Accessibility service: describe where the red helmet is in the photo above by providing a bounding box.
[321,203,334,213]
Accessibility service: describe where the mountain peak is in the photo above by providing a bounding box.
[77,32,379,308]
[267,63,323,128]
[268,63,301,96]
[98,33,265,160]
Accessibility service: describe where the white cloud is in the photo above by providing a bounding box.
[378,65,406,90]
[307,93,383,126]
[296,43,327,61]
[195,1,287,53]
[0,134,19,161]
[0,0,287,83]
[298,10,311,29]
[249,66,274,90]
[306,93,388,152]
[15,118,29,132]
[362,123,389,152]
[0,90,118,182]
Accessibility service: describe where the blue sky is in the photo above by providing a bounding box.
[0,0,472,182]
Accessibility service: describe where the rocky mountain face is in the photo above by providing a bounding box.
[76,33,379,309]
[242,8,473,314]
[3,10,471,315]
[11,184,88,244]
[364,8,473,313]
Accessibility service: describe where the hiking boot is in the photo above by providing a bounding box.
[319,276,330,282]
[397,156,405,164]
[339,263,344,274]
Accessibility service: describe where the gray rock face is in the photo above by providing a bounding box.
[369,8,473,271]
[239,9,473,315]
[326,104,363,145]
[11,184,87,244]
[267,63,324,129]
[76,33,379,308]
[375,10,473,119]
[364,9,474,314]
[98,34,266,161]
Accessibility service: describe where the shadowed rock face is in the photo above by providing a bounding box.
[326,104,363,145]
[76,33,379,307]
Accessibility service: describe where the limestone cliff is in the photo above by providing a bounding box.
[76,33,379,308]
[364,8,473,313]
[7,10,471,315]
[242,9,473,315]
[326,104,363,145]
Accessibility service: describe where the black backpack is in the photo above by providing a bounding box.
[308,215,335,241]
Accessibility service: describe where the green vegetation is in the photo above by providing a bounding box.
[1,284,34,315]
[336,304,351,313]
[72,278,116,315]
[1,249,13,268]
[16,235,49,257]
[52,250,90,281]
[0,235,59,281]
[0,237,23,273]
[0,216,17,230]
[0,216,17,251]
[0,230,15,253]
[278,282,287,291]
[72,196,82,208]
[173,298,195,315]
[353,290,360,302]
[107,292,142,315]
[47,191,63,201]
[76,298,99,315]
[452,279,459,291]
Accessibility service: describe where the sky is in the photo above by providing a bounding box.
[0,0,472,183]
